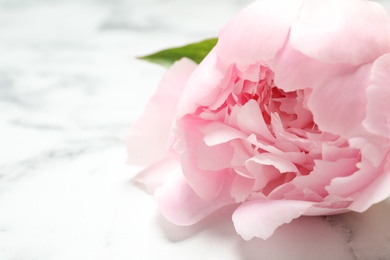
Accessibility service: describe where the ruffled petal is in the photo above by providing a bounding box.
[127,58,197,165]
[246,135,306,165]
[248,153,299,174]
[291,158,359,197]
[215,0,304,65]
[232,199,313,240]
[154,172,235,226]
[290,0,390,65]
[364,54,390,138]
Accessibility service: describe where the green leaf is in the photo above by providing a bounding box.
[138,38,218,67]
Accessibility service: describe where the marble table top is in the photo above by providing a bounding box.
[1,0,390,259]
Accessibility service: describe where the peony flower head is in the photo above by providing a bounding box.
[128,0,390,240]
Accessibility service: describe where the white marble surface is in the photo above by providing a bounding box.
[1,0,390,259]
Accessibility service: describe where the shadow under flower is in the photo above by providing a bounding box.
[236,216,354,260]
[155,198,390,260]
[156,204,238,242]
[327,199,390,260]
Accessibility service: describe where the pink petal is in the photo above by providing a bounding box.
[230,174,254,203]
[348,158,390,212]
[305,204,350,216]
[236,99,275,141]
[290,0,390,65]
[127,58,197,165]
[236,63,262,82]
[215,0,304,65]
[133,157,180,194]
[307,63,371,138]
[321,143,359,162]
[245,158,281,191]
[288,91,314,129]
[270,43,353,92]
[246,135,306,165]
[181,151,232,200]
[178,117,234,199]
[232,199,313,240]
[206,69,236,111]
[195,141,234,171]
[248,153,299,174]
[364,54,390,138]
[177,52,231,117]
[326,160,383,203]
[349,136,389,167]
[201,122,247,146]
[271,112,315,152]
[230,140,255,177]
[291,158,359,197]
[154,172,235,226]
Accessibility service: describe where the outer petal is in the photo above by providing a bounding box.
[181,151,233,200]
[290,0,390,65]
[177,52,231,117]
[349,136,389,167]
[363,54,390,138]
[154,172,235,226]
[127,58,197,165]
[270,42,355,92]
[232,199,313,240]
[307,62,371,138]
[326,160,382,199]
[348,157,390,212]
[178,116,234,199]
[215,0,304,65]
[133,156,180,194]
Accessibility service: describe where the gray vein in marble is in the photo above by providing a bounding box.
[326,216,358,260]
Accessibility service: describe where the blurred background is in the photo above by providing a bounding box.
[0,0,252,168]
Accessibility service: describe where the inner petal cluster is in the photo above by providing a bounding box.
[177,64,360,203]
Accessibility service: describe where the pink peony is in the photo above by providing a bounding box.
[128,0,390,240]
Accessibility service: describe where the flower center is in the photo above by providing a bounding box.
[179,63,360,202]
[221,65,319,137]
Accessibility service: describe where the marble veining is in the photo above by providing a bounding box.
[325,216,358,260]
[1,0,390,259]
